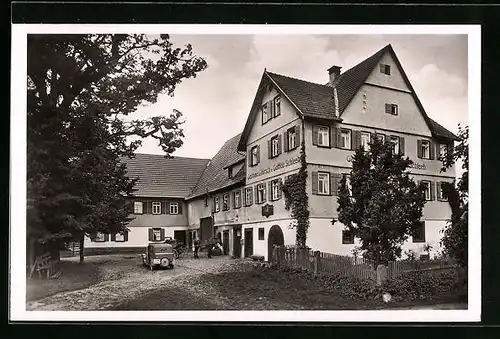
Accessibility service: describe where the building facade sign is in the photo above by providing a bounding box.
[248,156,301,180]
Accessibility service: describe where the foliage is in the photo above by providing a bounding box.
[281,138,310,248]
[403,249,417,261]
[440,125,468,267]
[335,137,426,266]
[27,34,207,257]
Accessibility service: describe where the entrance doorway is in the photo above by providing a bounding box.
[222,231,229,255]
[173,230,186,246]
[267,225,284,262]
[233,226,242,258]
[244,228,253,258]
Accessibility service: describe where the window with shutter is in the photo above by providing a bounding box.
[169,202,179,214]
[152,202,161,215]
[360,132,371,151]
[317,172,330,195]
[412,221,426,243]
[286,127,297,151]
[399,136,405,155]
[420,180,431,201]
[342,230,355,244]
[134,201,143,214]
[330,126,337,148]
[295,124,301,148]
[250,145,259,166]
[332,174,343,195]
[273,95,281,117]
[430,181,436,200]
[312,125,319,146]
[429,140,435,160]
[270,135,280,158]
[340,129,352,150]
[245,187,253,206]
[148,228,154,241]
[317,126,330,147]
[417,140,423,158]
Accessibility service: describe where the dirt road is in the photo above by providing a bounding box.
[26,255,250,311]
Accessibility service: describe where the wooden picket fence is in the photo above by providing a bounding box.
[271,245,457,283]
[387,258,457,279]
[271,245,377,282]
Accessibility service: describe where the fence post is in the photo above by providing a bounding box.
[376,265,388,286]
[313,251,320,275]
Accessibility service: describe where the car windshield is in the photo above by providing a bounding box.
[151,244,171,252]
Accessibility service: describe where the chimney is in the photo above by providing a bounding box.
[327,65,342,86]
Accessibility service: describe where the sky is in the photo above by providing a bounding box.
[132,34,468,159]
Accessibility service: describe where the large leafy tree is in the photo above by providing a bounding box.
[440,125,468,267]
[334,138,426,266]
[27,34,207,262]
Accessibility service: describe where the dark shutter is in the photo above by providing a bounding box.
[312,125,319,146]
[232,191,236,208]
[212,198,216,213]
[330,126,337,148]
[448,142,455,157]
[111,233,116,241]
[278,179,283,199]
[256,145,260,164]
[385,103,391,114]
[268,139,272,159]
[312,172,318,195]
[103,233,109,241]
[353,130,361,150]
[147,201,153,214]
[254,186,259,203]
[148,228,154,241]
[248,148,252,166]
[417,140,423,158]
[332,173,343,196]
[429,140,435,160]
[399,136,405,155]
[178,202,183,215]
[269,181,273,200]
[295,124,301,148]
[329,173,335,196]
[160,228,165,241]
[248,188,253,206]
[130,201,135,214]
[284,130,289,152]
[278,134,282,155]
[124,231,129,242]
[430,181,436,201]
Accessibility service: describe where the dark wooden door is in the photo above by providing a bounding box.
[267,225,284,262]
[222,231,229,255]
[200,217,213,244]
[244,228,253,257]
[187,231,193,249]
[174,230,186,246]
[233,227,241,258]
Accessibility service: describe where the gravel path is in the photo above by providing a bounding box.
[26,255,252,311]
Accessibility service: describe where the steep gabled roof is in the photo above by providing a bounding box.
[122,154,210,198]
[188,133,246,199]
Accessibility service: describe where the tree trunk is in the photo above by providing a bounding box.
[79,233,85,263]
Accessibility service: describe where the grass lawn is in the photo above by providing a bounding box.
[26,260,101,302]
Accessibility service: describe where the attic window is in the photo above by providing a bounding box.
[228,166,233,178]
[380,64,391,75]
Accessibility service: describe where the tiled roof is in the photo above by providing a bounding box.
[188,133,246,199]
[266,72,339,120]
[122,154,210,198]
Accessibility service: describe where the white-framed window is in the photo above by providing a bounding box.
[420,140,430,159]
[169,202,179,215]
[134,201,143,214]
[250,146,259,166]
[271,135,280,158]
[287,127,297,150]
[340,129,352,150]
[273,95,281,117]
[152,228,162,242]
[421,181,431,201]
[257,184,266,204]
[390,135,400,154]
[222,194,229,211]
[439,144,448,159]
[271,179,281,201]
[380,63,391,75]
[152,202,161,215]
[360,132,371,151]
[95,232,106,242]
[262,103,269,124]
[245,187,253,206]
[214,197,220,212]
[115,233,125,242]
[318,126,330,147]
[385,103,398,115]
[234,190,241,208]
[318,172,330,195]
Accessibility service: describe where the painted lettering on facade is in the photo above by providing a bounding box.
[409,162,427,170]
[248,156,301,180]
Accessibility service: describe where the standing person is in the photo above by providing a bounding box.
[207,239,213,259]
[193,239,200,259]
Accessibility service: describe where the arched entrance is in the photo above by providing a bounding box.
[267,225,284,262]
